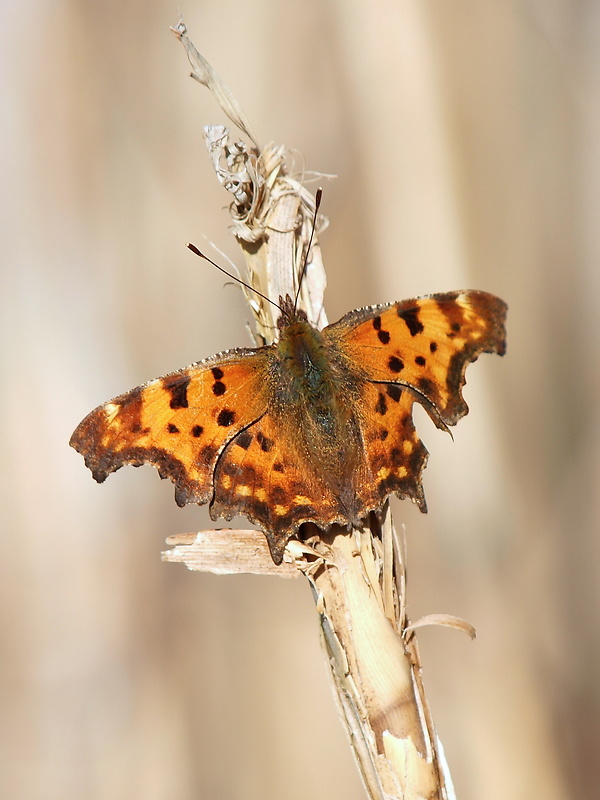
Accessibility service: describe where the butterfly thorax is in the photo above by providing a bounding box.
[277,320,331,397]
[275,298,354,410]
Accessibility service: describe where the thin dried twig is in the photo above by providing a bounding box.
[164,21,465,799]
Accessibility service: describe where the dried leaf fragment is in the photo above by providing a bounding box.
[171,19,257,145]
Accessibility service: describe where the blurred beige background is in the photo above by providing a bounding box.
[2,1,597,799]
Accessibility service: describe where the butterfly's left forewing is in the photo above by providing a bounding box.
[70,349,271,507]
[330,290,507,427]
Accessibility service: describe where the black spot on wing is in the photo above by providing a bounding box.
[236,431,253,450]
[375,392,387,416]
[199,444,218,464]
[256,432,274,452]
[163,375,190,409]
[386,384,402,402]
[377,329,391,345]
[217,409,235,427]
[397,306,424,336]
[388,355,404,373]
[191,425,203,437]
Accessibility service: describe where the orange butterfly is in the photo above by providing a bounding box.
[70,289,507,563]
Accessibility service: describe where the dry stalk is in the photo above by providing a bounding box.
[164,20,458,800]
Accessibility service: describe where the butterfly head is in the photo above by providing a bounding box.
[277,294,309,330]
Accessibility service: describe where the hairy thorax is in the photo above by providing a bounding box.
[272,318,363,492]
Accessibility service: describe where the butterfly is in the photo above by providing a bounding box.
[70,289,507,564]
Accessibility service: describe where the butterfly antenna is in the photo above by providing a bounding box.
[186,243,283,315]
[293,187,322,313]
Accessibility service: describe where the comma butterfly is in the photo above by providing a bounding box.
[70,278,507,564]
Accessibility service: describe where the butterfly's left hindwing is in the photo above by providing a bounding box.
[70,349,271,507]
[352,383,429,514]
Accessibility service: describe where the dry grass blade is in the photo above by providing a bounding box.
[171,19,257,145]
[406,615,477,640]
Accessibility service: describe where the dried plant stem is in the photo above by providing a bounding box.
[166,21,455,800]
[306,520,453,800]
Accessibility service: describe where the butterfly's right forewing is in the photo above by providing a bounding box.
[70,348,272,507]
